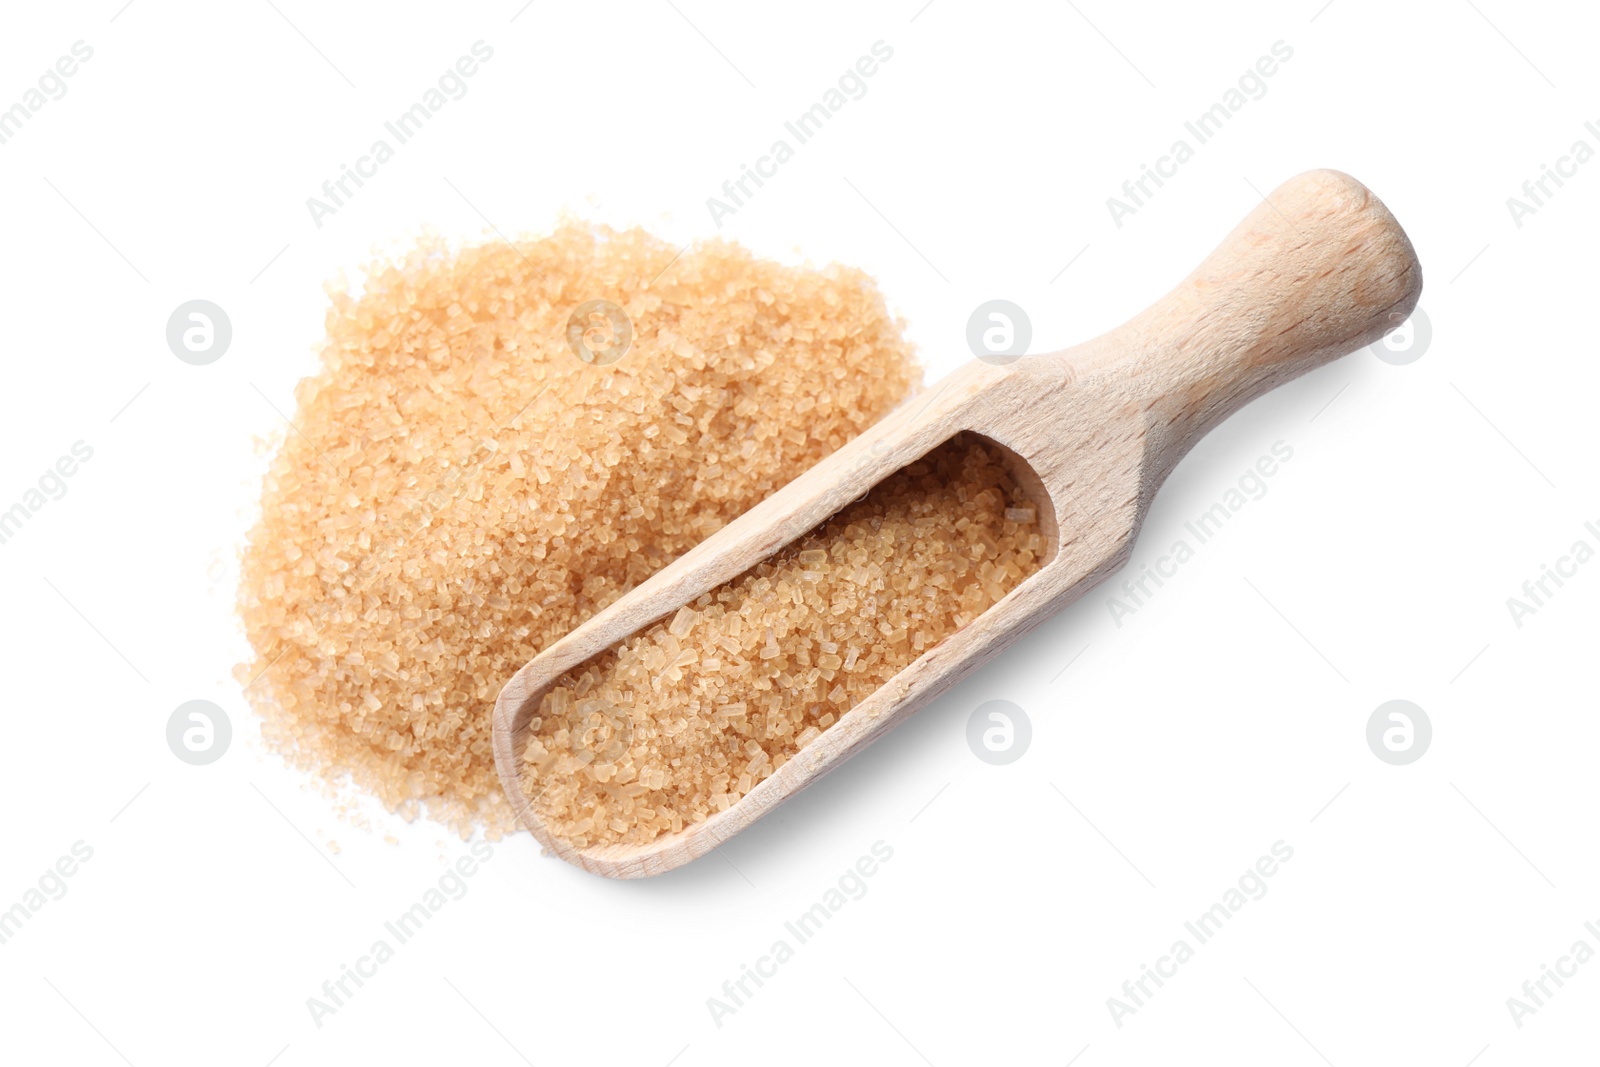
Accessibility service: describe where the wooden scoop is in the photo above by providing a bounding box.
[492,169,1421,878]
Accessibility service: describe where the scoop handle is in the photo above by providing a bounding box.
[1106,169,1421,480]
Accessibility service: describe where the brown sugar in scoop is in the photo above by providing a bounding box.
[521,433,1046,849]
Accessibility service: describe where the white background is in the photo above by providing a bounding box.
[1,1,1595,1064]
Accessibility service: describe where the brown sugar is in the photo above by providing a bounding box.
[522,433,1046,849]
[235,221,919,836]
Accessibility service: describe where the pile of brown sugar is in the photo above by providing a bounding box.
[522,432,1047,849]
[236,221,919,835]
